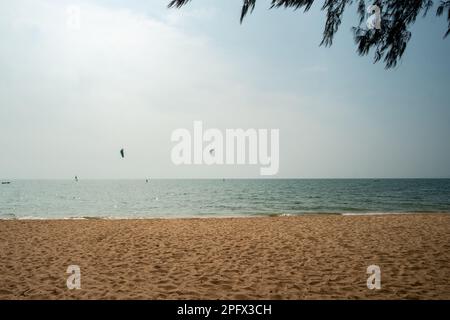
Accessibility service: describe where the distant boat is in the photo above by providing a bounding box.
[1,181,11,185]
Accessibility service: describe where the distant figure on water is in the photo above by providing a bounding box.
[120,148,125,158]
[75,176,78,182]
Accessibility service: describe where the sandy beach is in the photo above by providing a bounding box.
[0,214,449,300]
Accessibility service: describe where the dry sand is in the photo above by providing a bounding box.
[0,214,449,300]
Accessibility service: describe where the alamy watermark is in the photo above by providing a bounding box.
[367,265,381,290]
[66,5,81,31]
[366,4,382,30]
[66,265,81,290]
[171,121,280,175]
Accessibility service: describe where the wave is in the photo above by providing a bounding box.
[2,211,449,220]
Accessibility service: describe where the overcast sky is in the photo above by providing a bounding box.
[0,0,449,179]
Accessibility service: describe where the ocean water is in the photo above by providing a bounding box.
[0,179,449,219]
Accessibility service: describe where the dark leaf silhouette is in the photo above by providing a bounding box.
[168,0,450,69]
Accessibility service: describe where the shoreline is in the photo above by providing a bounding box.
[1,211,450,220]
[1,214,449,299]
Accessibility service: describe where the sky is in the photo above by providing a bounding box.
[0,0,449,179]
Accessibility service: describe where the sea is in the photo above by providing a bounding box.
[0,179,449,219]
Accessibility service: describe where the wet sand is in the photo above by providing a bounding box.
[0,214,449,299]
